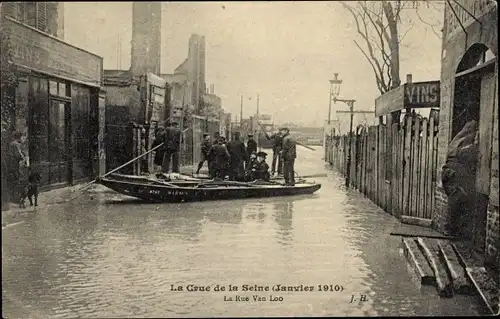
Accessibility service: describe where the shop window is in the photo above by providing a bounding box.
[49,80,58,95]
[30,76,49,164]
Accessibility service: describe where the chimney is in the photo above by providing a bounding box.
[130,2,162,77]
[406,74,412,84]
[210,84,215,94]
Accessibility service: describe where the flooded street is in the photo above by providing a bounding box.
[2,148,480,318]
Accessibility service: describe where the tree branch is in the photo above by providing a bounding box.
[353,40,385,93]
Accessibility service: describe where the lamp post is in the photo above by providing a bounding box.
[330,73,356,188]
[328,73,342,124]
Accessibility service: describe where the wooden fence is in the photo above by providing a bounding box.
[326,115,439,223]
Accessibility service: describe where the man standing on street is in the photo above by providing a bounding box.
[280,127,296,186]
[245,133,257,167]
[226,132,248,181]
[266,129,283,176]
[162,121,182,173]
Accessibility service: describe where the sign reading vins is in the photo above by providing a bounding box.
[404,81,440,109]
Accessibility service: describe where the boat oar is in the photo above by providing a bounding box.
[60,141,168,203]
[255,120,316,151]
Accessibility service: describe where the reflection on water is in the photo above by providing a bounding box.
[274,201,294,246]
[2,152,480,318]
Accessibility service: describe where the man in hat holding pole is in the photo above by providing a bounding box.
[196,133,212,175]
[161,121,182,173]
[280,127,296,186]
[266,128,283,176]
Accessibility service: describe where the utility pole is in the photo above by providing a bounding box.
[328,87,332,124]
[333,97,360,188]
[240,95,243,127]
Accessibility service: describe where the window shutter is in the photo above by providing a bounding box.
[36,2,47,32]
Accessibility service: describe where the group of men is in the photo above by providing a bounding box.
[153,123,297,186]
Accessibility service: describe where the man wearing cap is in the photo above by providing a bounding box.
[251,151,270,182]
[265,129,283,176]
[280,127,296,186]
[196,133,211,175]
[246,133,258,159]
[226,132,248,181]
[161,121,182,173]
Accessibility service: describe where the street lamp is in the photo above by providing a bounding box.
[328,73,343,124]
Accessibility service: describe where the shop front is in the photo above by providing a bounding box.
[4,17,104,189]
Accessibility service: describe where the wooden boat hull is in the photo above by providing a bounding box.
[98,177,321,203]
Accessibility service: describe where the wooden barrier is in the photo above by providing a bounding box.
[326,115,439,222]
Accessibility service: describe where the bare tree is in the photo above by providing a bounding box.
[339,1,442,95]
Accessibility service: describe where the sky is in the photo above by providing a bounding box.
[63,1,444,127]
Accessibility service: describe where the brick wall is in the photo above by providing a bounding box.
[433,186,449,232]
[485,204,499,268]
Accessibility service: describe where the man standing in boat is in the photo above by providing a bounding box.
[208,136,231,179]
[265,129,284,176]
[196,133,211,175]
[280,127,296,186]
[161,121,182,174]
[245,133,258,168]
[226,132,248,181]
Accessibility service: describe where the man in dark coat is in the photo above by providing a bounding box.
[6,132,26,203]
[208,136,230,179]
[280,127,296,186]
[161,122,182,173]
[196,133,211,175]
[226,132,248,181]
[266,129,283,176]
[152,126,166,170]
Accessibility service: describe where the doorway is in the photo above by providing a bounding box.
[452,43,497,254]
[48,99,72,186]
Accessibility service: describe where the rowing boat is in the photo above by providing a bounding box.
[97,174,321,203]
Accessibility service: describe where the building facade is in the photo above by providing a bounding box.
[434,0,498,269]
[1,6,104,190]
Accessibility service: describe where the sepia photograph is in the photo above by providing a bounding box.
[1,0,499,317]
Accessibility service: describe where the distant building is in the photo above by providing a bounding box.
[201,85,222,118]
[161,34,207,121]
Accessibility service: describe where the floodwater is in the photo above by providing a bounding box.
[2,147,480,318]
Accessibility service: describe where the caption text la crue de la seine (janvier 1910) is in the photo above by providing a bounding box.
[169,284,369,303]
